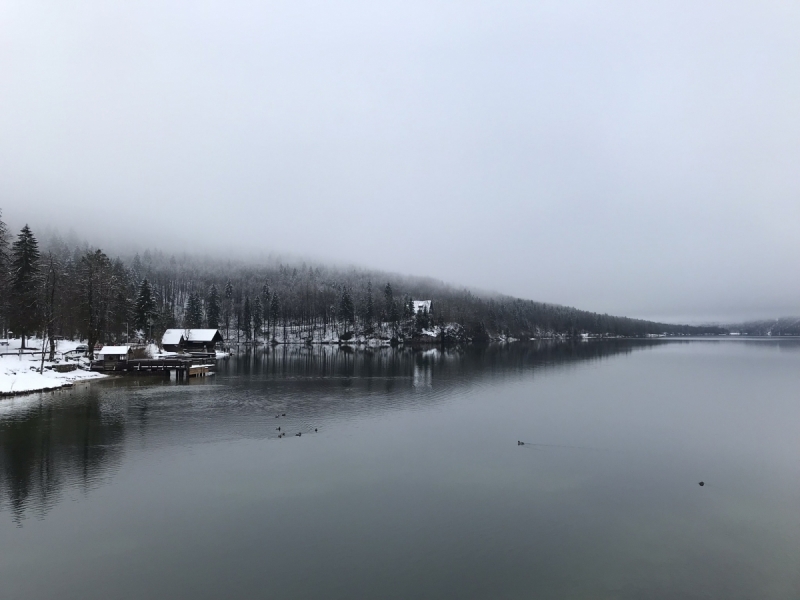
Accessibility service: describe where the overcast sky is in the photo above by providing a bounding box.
[1,0,798,322]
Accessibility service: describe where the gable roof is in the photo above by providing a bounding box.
[161,329,184,346]
[184,329,223,342]
[161,329,223,346]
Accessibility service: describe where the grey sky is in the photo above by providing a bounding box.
[1,0,798,322]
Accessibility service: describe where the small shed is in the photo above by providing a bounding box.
[97,346,132,364]
[161,329,224,353]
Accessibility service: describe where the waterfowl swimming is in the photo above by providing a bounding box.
[699,481,704,486]
[277,426,281,431]
[315,428,318,432]
[296,432,301,437]
[282,413,286,416]
[518,441,524,446]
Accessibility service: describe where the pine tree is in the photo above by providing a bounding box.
[383,283,393,321]
[269,293,280,339]
[135,278,156,340]
[206,284,221,329]
[185,292,203,328]
[81,249,113,359]
[224,279,233,339]
[0,209,10,336]
[261,281,271,336]
[253,296,263,341]
[365,281,374,331]
[242,296,252,341]
[404,297,414,319]
[339,288,355,332]
[9,225,41,349]
[131,253,142,281]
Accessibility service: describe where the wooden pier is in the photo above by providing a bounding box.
[91,357,215,378]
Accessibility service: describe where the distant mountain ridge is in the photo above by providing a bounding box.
[726,317,800,336]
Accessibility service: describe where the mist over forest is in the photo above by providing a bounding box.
[0,211,729,355]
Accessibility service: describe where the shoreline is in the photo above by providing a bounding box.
[0,339,111,399]
[0,370,110,398]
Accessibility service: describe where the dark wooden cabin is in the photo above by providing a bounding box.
[161,329,224,353]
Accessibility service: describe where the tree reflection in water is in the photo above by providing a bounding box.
[0,340,658,522]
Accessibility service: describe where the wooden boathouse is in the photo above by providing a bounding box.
[96,345,133,366]
[161,329,224,353]
[91,356,215,378]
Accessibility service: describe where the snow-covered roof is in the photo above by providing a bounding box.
[161,329,223,345]
[98,346,131,356]
[412,300,432,314]
[184,329,222,342]
[161,329,184,346]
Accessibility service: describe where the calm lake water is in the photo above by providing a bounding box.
[1,339,800,599]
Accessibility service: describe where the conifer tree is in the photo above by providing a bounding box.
[9,225,41,349]
[365,281,374,331]
[269,294,280,339]
[0,210,10,336]
[206,284,221,329]
[224,279,233,339]
[185,292,203,328]
[41,252,59,364]
[261,281,271,336]
[339,288,355,333]
[135,278,156,340]
[81,249,113,359]
[253,296,263,341]
[383,283,393,321]
[404,297,414,319]
[243,296,252,340]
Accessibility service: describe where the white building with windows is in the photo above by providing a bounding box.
[412,300,432,314]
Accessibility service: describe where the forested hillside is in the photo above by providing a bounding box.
[0,212,726,355]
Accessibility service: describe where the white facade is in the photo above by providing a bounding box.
[412,300,432,314]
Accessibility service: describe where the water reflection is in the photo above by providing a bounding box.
[0,388,125,523]
[0,341,653,521]
[2,339,800,599]
[224,338,651,381]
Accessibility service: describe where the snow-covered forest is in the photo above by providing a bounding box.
[0,211,726,355]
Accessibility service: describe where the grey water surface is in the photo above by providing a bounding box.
[1,340,799,599]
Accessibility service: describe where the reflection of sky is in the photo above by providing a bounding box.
[0,341,649,521]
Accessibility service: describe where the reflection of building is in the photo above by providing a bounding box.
[0,341,653,523]
[161,329,224,353]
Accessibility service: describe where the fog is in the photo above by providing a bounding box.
[1,0,798,323]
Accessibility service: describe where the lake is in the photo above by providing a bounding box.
[1,339,799,599]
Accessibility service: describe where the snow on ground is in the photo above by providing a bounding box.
[1,337,89,355]
[0,338,108,397]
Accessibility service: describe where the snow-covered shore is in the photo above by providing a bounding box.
[0,338,108,397]
[230,321,469,346]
